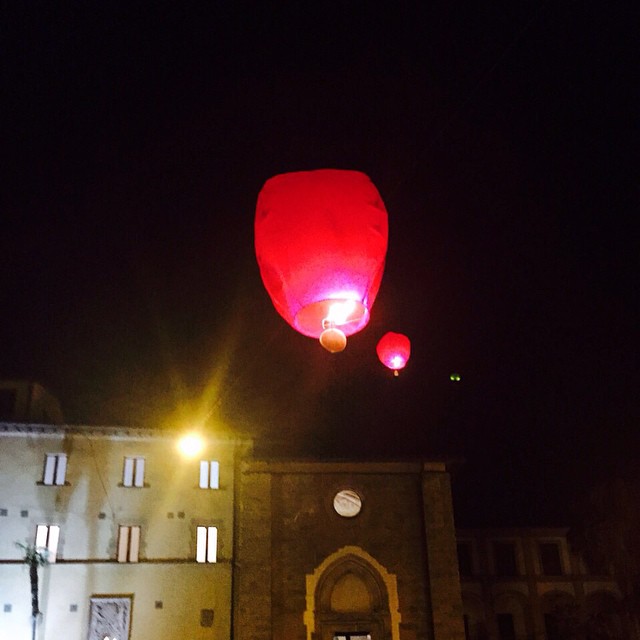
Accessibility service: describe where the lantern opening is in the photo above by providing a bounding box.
[294,298,368,338]
[325,299,359,326]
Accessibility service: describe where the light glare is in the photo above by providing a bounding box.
[178,433,204,458]
[326,299,357,325]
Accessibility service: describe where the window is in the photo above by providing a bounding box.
[35,524,60,562]
[334,635,371,640]
[496,613,516,640]
[117,525,141,563]
[539,542,563,575]
[493,541,518,576]
[42,453,67,485]
[457,542,473,576]
[200,609,214,627]
[122,456,145,487]
[196,526,217,563]
[199,460,219,489]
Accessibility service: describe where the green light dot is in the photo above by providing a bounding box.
[450,373,461,382]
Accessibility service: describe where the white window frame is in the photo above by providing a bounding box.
[35,524,60,562]
[199,460,220,489]
[117,525,141,563]
[196,526,217,563]
[42,453,67,485]
[122,456,145,487]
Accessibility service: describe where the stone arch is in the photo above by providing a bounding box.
[304,546,401,640]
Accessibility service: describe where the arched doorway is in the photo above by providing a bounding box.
[304,546,401,640]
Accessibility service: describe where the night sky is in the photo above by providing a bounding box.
[2,3,637,527]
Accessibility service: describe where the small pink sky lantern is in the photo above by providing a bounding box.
[377,332,411,376]
[255,169,389,352]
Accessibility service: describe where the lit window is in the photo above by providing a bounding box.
[196,526,217,563]
[35,524,60,562]
[42,453,67,485]
[117,525,140,563]
[122,457,145,487]
[199,461,219,489]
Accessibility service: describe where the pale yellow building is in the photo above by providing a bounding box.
[0,422,250,640]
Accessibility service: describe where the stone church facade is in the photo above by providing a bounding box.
[233,459,465,640]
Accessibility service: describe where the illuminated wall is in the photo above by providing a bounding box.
[0,423,249,640]
[233,460,466,640]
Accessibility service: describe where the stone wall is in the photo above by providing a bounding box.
[234,460,465,640]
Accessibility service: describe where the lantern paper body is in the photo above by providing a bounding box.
[377,332,411,373]
[255,170,388,339]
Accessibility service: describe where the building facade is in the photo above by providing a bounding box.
[3,416,626,640]
[0,422,466,640]
[234,459,466,640]
[457,528,628,639]
[0,422,248,640]
[0,380,63,424]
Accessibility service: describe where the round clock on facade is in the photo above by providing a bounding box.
[333,489,362,517]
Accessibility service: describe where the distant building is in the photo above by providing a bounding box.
[0,380,64,424]
[457,528,627,639]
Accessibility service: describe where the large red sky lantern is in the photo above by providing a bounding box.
[377,332,411,375]
[255,169,389,352]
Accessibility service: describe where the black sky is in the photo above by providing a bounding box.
[2,2,637,527]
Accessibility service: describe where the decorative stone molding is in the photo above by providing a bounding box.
[87,596,132,640]
[304,545,401,640]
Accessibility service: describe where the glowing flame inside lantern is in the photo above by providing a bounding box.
[326,299,358,326]
[377,332,411,376]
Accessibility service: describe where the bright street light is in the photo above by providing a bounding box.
[178,433,204,458]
